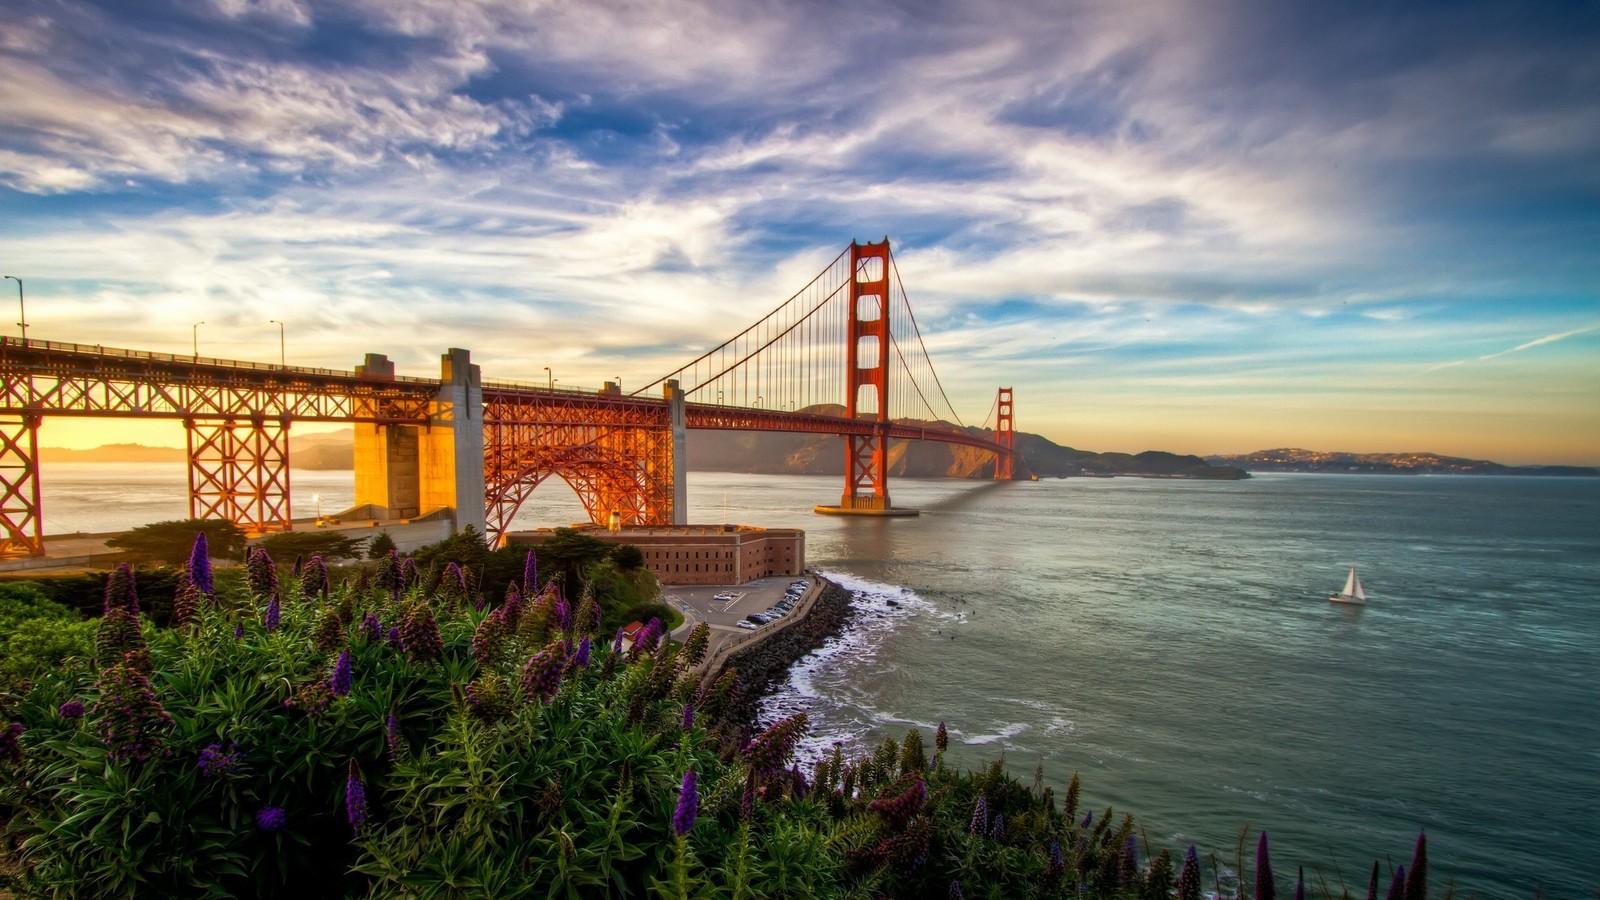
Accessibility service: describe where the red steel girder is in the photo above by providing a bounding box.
[0,414,44,558]
[186,417,292,534]
[996,386,1016,480]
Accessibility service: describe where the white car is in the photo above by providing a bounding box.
[736,620,759,630]
[713,592,736,601]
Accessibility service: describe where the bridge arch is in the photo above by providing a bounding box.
[483,436,673,544]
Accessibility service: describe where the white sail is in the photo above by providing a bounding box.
[1331,564,1367,604]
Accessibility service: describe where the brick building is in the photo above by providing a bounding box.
[507,524,804,586]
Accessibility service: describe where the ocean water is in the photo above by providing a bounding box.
[33,465,1600,897]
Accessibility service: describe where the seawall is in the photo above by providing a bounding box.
[702,575,855,728]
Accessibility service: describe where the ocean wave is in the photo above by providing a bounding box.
[753,570,932,764]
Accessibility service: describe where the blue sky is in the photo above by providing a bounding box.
[2,0,1596,463]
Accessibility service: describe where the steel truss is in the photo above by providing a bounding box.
[996,387,1016,479]
[482,390,677,543]
[0,414,43,558]
[186,417,292,534]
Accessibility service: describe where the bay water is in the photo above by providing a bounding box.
[34,464,1600,897]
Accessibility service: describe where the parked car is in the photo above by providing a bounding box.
[736,620,758,630]
[713,592,736,601]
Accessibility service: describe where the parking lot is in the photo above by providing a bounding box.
[661,573,817,657]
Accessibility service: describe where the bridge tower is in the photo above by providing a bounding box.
[995,386,1016,479]
[817,239,919,517]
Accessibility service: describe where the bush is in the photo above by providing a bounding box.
[365,531,397,560]
[0,583,95,689]
[105,519,246,566]
[613,543,645,571]
[256,531,365,562]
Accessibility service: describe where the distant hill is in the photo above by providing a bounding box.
[42,430,356,470]
[1206,448,1598,477]
[688,405,1247,480]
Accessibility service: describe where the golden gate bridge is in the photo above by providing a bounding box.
[0,239,1017,558]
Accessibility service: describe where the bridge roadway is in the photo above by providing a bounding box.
[0,336,1011,557]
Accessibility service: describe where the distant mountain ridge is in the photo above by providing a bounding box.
[42,431,356,469]
[688,405,1247,480]
[1206,447,1597,476]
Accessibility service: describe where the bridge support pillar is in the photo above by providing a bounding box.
[0,414,45,558]
[185,416,292,535]
[667,379,687,525]
[996,386,1017,479]
[816,239,919,517]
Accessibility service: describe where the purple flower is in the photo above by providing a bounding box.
[91,657,173,763]
[263,596,281,633]
[554,596,571,633]
[1406,831,1427,900]
[1295,867,1307,900]
[246,547,278,600]
[1177,845,1202,900]
[345,759,367,837]
[672,768,698,836]
[1049,840,1064,872]
[57,700,85,719]
[1256,830,1276,900]
[255,805,287,832]
[399,604,442,664]
[949,881,964,900]
[1080,810,1093,828]
[197,742,243,778]
[969,794,988,835]
[1385,866,1407,900]
[519,646,565,703]
[384,709,401,760]
[935,720,948,753]
[0,722,24,765]
[681,703,694,731]
[523,550,538,594]
[329,649,353,697]
[988,812,1005,839]
[361,613,382,643]
[611,628,625,654]
[233,623,244,638]
[386,626,402,649]
[103,563,140,615]
[187,533,214,596]
[1120,834,1140,886]
[574,636,591,668]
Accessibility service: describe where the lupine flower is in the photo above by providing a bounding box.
[233,623,244,638]
[638,617,663,652]
[789,765,809,800]
[313,608,345,652]
[1385,866,1407,900]
[103,562,140,615]
[949,880,964,899]
[255,805,287,832]
[300,555,330,598]
[283,680,333,716]
[1295,866,1307,900]
[1080,810,1093,828]
[197,742,243,778]
[384,708,402,760]
[554,596,571,633]
[522,550,538,594]
[1256,830,1276,900]
[345,759,367,837]
[869,774,927,828]
[187,533,214,596]
[1048,839,1065,875]
[1064,771,1081,821]
[611,628,625,654]
[672,769,698,836]
[470,608,508,666]
[574,636,591,668]
[57,700,85,719]
[95,605,144,667]
[263,596,281,633]
[519,646,565,703]
[329,649,353,697]
[1120,834,1140,887]
[935,720,948,753]
[0,722,23,765]
[501,584,524,627]
[440,562,467,600]
[681,702,694,731]
[1406,832,1427,900]
[679,622,711,669]
[92,655,173,763]
[742,713,808,777]
[386,626,402,649]
[376,551,401,596]
[246,547,278,600]
[1365,861,1382,900]
[989,813,1005,839]
[172,570,200,628]
[399,604,442,664]
[969,794,988,835]
[1176,845,1203,900]
[397,557,418,593]
[361,612,382,643]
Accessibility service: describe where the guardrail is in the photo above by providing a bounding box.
[0,336,439,384]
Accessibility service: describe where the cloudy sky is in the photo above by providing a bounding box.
[3,0,1596,463]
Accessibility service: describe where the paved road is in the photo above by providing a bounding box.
[664,573,817,661]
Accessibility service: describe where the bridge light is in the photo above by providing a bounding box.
[2,276,24,345]
[192,321,206,359]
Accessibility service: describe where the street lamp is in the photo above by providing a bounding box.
[312,493,322,523]
[192,321,206,358]
[268,319,285,366]
[543,366,552,391]
[2,276,23,344]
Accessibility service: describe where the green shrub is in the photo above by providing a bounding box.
[0,583,95,689]
[255,530,365,562]
[105,519,246,566]
[365,531,397,560]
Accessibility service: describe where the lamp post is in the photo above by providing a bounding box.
[615,375,622,394]
[268,319,285,366]
[544,366,552,391]
[192,321,205,358]
[312,493,322,523]
[2,276,23,345]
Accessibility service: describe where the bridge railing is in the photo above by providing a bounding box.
[0,336,439,385]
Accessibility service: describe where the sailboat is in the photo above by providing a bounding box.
[1329,564,1367,605]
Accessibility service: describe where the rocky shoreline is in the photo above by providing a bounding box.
[707,576,856,729]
